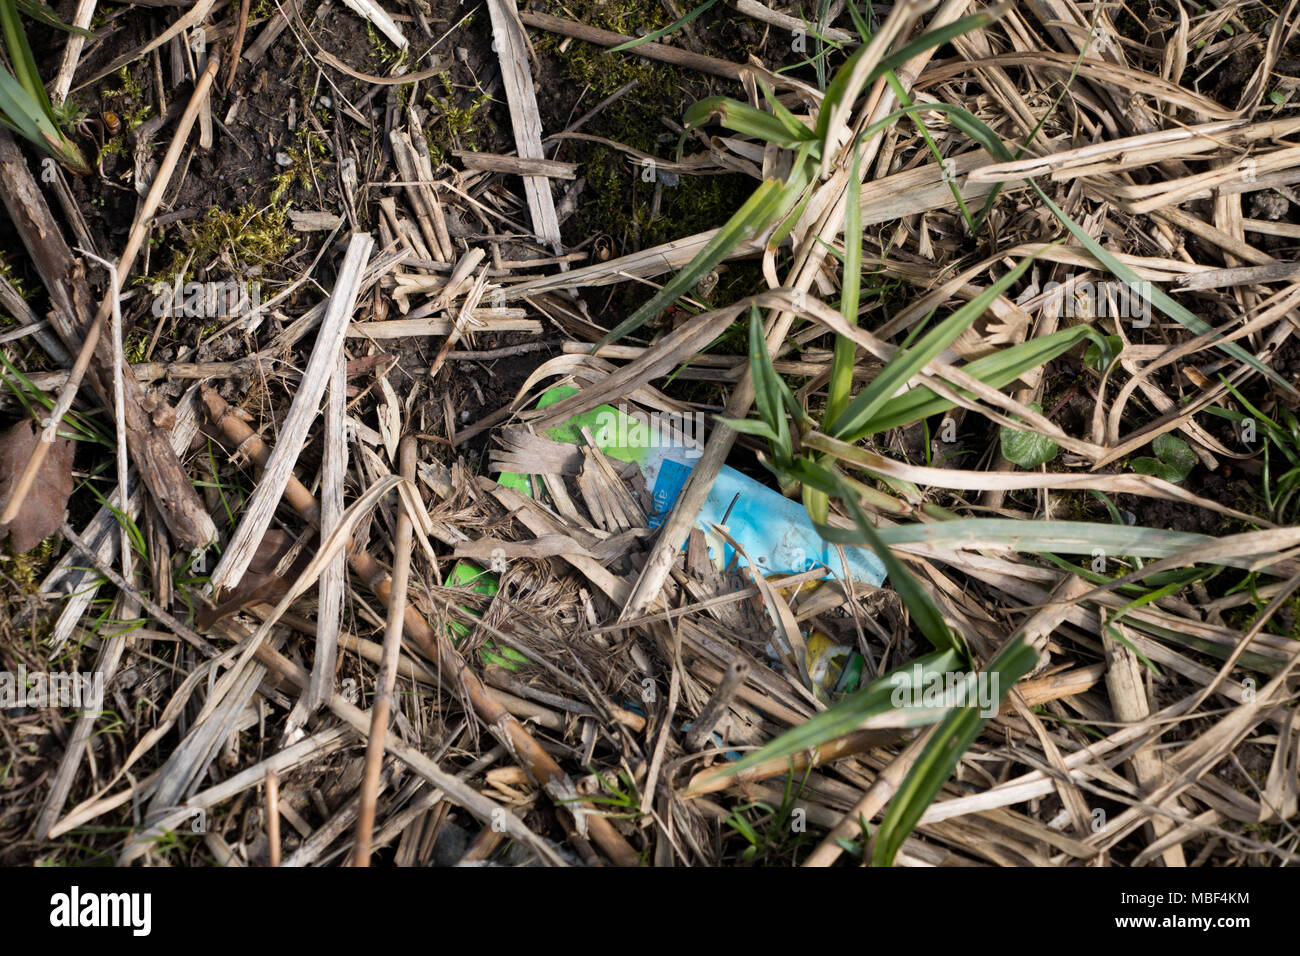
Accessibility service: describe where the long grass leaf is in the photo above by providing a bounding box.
[684,97,816,149]
[828,251,1043,439]
[872,635,1038,865]
[598,179,787,345]
[839,325,1097,439]
[695,648,966,783]
[826,144,863,427]
[15,0,95,36]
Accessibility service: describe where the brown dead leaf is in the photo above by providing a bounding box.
[0,419,76,553]
[197,529,312,629]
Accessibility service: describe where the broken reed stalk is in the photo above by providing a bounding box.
[0,55,221,541]
[485,0,563,252]
[209,233,373,594]
[79,250,134,614]
[309,351,348,712]
[683,659,749,752]
[352,435,417,867]
[201,387,641,866]
[225,0,252,90]
[519,10,752,85]
[266,770,281,867]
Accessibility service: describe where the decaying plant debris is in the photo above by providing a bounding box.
[1,0,1299,868]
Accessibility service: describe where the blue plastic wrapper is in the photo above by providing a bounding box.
[647,453,886,587]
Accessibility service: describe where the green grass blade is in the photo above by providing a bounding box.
[15,0,95,36]
[684,96,817,148]
[763,143,820,250]
[846,0,872,43]
[0,66,46,142]
[828,250,1043,439]
[885,71,975,232]
[698,648,966,782]
[0,0,89,173]
[814,11,1003,141]
[746,305,793,461]
[598,178,787,345]
[838,325,1097,439]
[826,144,863,427]
[872,634,1038,865]
[608,0,720,52]
[760,81,819,145]
[1,0,49,107]
[831,469,966,657]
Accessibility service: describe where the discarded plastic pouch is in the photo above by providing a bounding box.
[445,560,528,671]
[498,386,887,589]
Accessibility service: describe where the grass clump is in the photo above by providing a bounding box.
[271,128,330,203]
[365,20,408,68]
[95,69,153,165]
[189,204,298,264]
[423,73,494,164]
[142,203,298,287]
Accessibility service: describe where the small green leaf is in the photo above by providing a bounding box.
[1154,433,1196,477]
[1132,433,1195,483]
[1000,402,1059,468]
[715,416,781,444]
[1084,334,1122,371]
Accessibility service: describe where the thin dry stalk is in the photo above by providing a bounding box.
[352,436,417,866]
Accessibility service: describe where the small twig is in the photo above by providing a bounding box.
[266,771,281,867]
[558,80,638,138]
[352,435,417,866]
[520,10,752,85]
[226,0,253,89]
[683,660,749,752]
[79,249,134,615]
[445,339,560,361]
